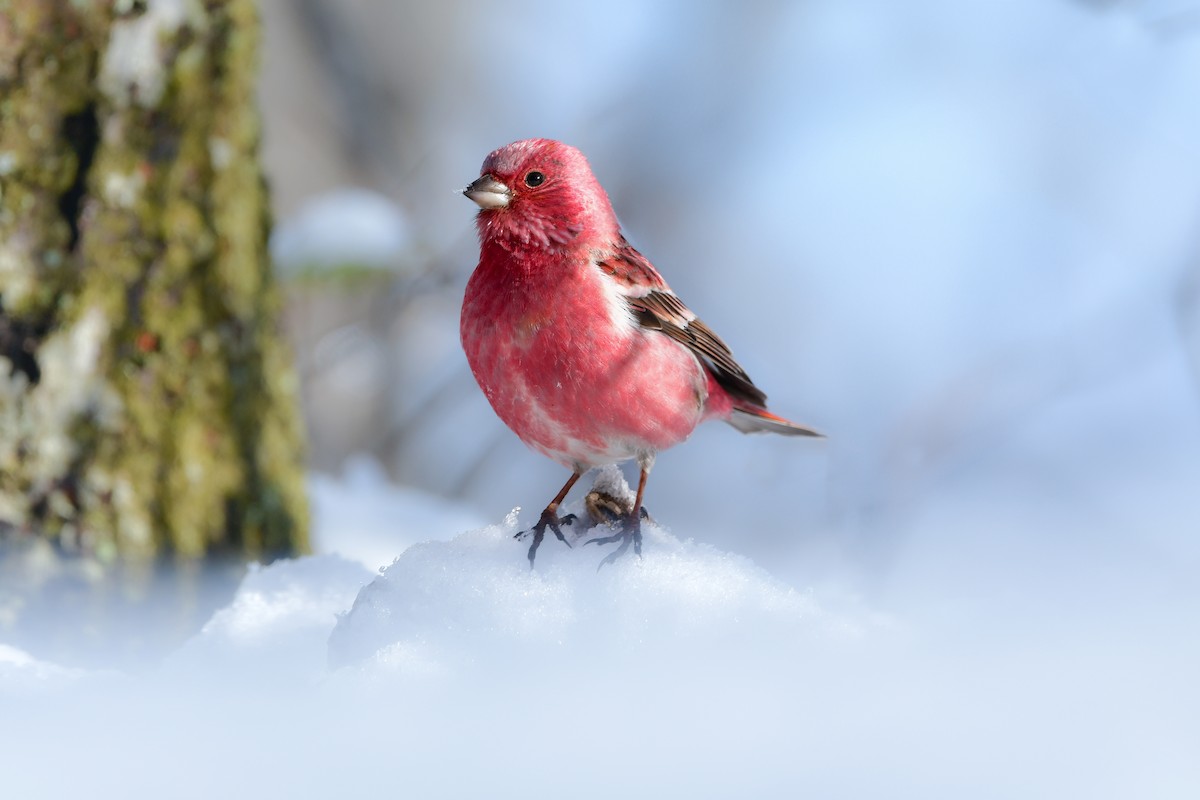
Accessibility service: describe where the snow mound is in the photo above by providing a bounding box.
[168,555,373,683]
[328,472,857,672]
[0,643,84,690]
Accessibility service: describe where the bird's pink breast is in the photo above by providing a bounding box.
[461,252,711,470]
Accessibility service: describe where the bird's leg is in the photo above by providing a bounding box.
[587,466,649,568]
[516,471,582,568]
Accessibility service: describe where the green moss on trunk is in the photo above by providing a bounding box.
[0,0,308,564]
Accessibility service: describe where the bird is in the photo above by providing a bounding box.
[460,138,821,568]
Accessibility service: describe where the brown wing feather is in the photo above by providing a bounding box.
[596,240,768,408]
[627,290,768,408]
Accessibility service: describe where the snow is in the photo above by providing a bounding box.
[327,489,847,673]
[2,461,1197,798]
[0,643,85,685]
[270,189,413,275]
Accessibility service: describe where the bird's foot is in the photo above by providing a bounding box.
[584,511,644,570]
[515,508,578,568]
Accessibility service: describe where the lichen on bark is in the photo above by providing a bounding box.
[0,0,308,565]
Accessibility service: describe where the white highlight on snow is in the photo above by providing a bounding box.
[0,644,83,686]
[270,189,413,274]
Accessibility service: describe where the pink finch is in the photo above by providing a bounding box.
[461,139,820,567]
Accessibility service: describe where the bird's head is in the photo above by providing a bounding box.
[464,139,618,251]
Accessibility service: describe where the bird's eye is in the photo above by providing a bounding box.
[524,171,545,188]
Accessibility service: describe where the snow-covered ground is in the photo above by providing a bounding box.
[2,457,1197,798]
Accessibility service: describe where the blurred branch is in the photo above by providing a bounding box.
[1174,245,1200,402]
[292,0,405,189]
[1073,0,1200,39]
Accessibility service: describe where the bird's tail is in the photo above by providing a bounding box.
[727,406,823,438]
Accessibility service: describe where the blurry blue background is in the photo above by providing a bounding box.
[266,0,1200,592]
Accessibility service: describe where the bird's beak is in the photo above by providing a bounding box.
[463,175,511,209]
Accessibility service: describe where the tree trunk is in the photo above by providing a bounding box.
[0,0,308,565]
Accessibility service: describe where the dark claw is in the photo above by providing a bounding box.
[517,508,577,568]
[583,530,625,547]
[590,512,643,570]
[526,536,541,569]
[597,535,632,569]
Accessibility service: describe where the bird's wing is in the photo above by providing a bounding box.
[596,238,768,408]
